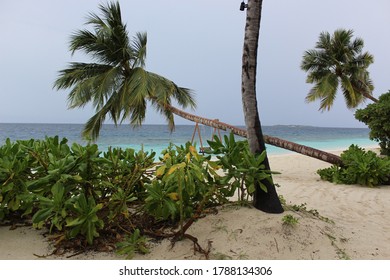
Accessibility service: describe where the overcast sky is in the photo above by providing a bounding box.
[1,0,389,128]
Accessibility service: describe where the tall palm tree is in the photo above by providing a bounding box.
[301,29,377,111]
[54,2,196,140]
[240,0,284,213]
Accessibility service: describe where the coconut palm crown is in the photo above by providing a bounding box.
[301,29,376,111]
[54,1,196,140]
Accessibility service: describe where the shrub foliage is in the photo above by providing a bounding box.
[355,91,390,156]
[0,134,271,257]
[317,145,390,187]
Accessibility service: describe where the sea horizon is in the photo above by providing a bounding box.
[0,121,370,129]
[0,122,377,156]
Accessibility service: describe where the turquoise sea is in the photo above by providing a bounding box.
[0,123,377,156]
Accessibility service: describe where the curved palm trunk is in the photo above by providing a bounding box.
[166,104,342,165]
[241,0,284,213]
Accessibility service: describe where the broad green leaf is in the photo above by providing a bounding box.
[156,165,166,177]
[72,174,83,182]
[32,208,53,223]
[259,182,268,193]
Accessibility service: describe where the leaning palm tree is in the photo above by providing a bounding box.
[301,29,377,111]
[54,2,196,140]
[167,106,342,165]
[54,1,343,167]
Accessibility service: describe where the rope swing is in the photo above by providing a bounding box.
[191,120,222,154]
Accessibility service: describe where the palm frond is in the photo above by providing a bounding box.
[342,86,364,109]
[350,37,364,54]
[130,32,147,68]
[89,67,121,110]
[83,109,107,141]
[116,67,152,126]
[301,49,330,72]
[99,1,123,29]
[351,71,374,97]
[305,86,322,103]
[302,28,375,111]
[147,72,196,109]
[82,85,123,140]
[315,31,331,50]
[54,63,113,89]
[69,30,99,56]
[340,74,359,108]
[69,2,130,65]
[305,73,338,111]
[54,63,120,110]
[354,52,374,68]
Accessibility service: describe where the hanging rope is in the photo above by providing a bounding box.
[191,120,222,154]
[191,122,204,150]
[211,119,222,141]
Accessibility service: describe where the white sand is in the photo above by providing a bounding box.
[1,149,389,260]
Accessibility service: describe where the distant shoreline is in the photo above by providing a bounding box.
[0,123,375,156]
[0,122,369,129]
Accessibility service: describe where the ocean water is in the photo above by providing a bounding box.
[0,123,376,156]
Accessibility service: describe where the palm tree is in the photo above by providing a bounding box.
[54,2,196,140]
[301,29,377,111]
[239,0,284,213]
[54,1,343,168]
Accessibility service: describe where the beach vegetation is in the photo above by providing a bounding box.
[144,142,227,231]
[0,138,38,220]
[0,134,272,258]
[0,137,156,250]
[355,91,390,156]
[301,29,377,111]
[317,145,390,187]
[282,214,299,226]
[287,202,334,224]
[326,233,350,260]
[207,133,277,202]
[277,195,287,207]
[116,229,150,259]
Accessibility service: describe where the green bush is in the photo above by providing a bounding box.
[317,145,390,187]
[355,91,390,156]
[144,143,224,223]
[207,133,275,201]
[0,135,271,254]
[0,137,155,246]
[0,139,35,220]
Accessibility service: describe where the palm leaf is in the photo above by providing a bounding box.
[130,32,147,68]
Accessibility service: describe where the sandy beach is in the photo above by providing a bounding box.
[1,149,389,260]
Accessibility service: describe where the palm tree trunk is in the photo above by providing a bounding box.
[364,93,379,103]
[166,104,342,165]
[240,0,284,213]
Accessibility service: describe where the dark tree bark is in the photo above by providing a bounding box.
[166,104,342,165]
[240,0,284,213]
